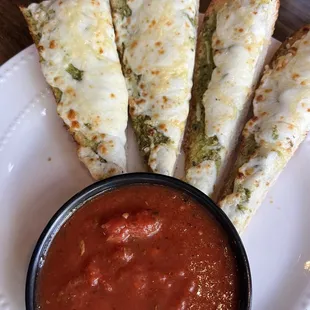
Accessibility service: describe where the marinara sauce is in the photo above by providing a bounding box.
[38,185,239,310]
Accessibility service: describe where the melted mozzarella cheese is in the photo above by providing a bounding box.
[27,0,128,179]
[111,0,199,176]
[186,160,217,195]
[186,0,278,196]
[204,0,278,146]
[220,28,310,233]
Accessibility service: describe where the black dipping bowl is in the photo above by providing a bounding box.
[25,173,252,310]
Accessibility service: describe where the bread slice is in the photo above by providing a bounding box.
[20,0,129,180]
[220,25,310,234]
[110,0,200,176]
[184,0,279,199]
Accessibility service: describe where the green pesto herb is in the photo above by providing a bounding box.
[240,134,258,163]
[86,139,100,152]
[189,36,196,45]
[38,3,54,15]
[74,132,100,152]
[52,87,62,103]
[221,134,258,197]
[272,125,279,140]
[125,67,142,97]
[132,115,170,160]
[119,42,126,60]
[66,64,84,81]
[133,73,142,85]
[187,13,222,171]
[22,9,42,45]
[185,13,197,28]
[237,185,252,203]
[194,13,216,104]
[118,42,142,98]
[112,0,132,18]
[99,157,107,163]
[84,123,92,130]
[189,127,222,169]
[244,188,251,201]
[237,204,248,212]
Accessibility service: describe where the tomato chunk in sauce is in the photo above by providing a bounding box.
[38,185,239,310]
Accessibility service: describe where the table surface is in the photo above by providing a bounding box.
[0,0,309,65]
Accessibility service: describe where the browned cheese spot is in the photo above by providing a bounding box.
[67,109,76,120]
[237,172,245,179]
[131,41,138,49]
[66,87,76,97]
[108,168,117,174]
[100,145,108,154]
[290,46,298,56]
[256,95,265,102]
[135,98,146,105]
[292,73,300,80]
[162,96,168,103]
[151,70,160,75]
[38,45,44,53]
[159,124,167,132]
[276,59,289,71]
[149,20,156,28]
[49,40,56,49]
[129,106,135,115]
[72,121,80,129]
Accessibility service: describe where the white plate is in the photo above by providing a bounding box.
[1,38,310,310]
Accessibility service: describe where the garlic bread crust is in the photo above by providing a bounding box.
[110,0,199,176]
[184,0,279,197]
[220,25,310,234]
[20,0,128,180]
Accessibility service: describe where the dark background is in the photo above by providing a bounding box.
[0,0,310,65]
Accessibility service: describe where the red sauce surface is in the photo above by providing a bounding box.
[38,185,239,310]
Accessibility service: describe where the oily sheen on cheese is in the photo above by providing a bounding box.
[21,0,128,180]
[110,0,199,176]
[220,26,310,234]
[185,0,278,197]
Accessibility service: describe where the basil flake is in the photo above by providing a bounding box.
[66,64,84,81]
